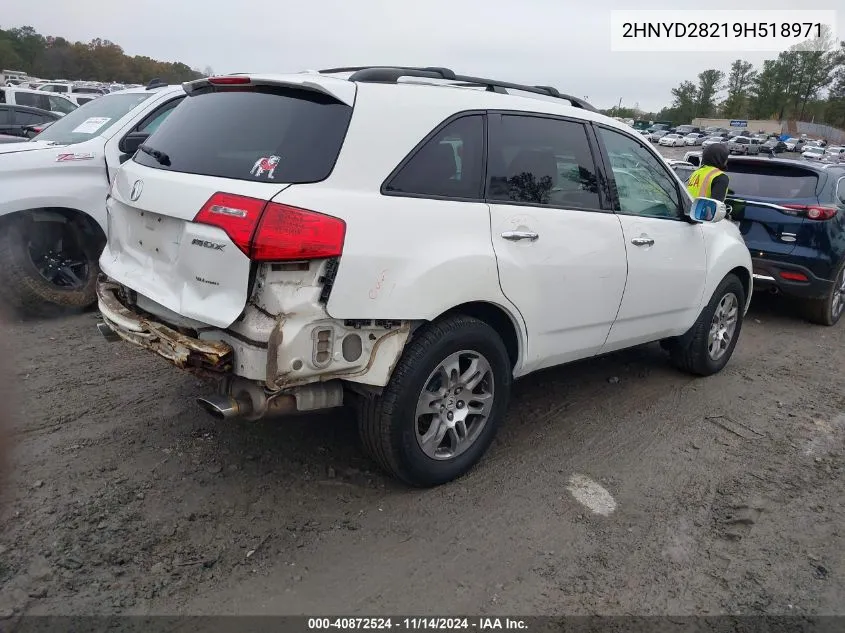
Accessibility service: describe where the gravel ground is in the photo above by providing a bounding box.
[0,144,842,617]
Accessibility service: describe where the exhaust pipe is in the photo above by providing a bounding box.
[196,394,253,420]
[97,322,120,342]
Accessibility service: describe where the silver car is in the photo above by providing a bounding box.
[728,136,760,155]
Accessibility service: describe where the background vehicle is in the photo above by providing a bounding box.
[823,146,845,164]
[95,67,752,488]
[0,104,60,137]
[803,146,826,161]
[728,136,760,155]
[702,136,726,148]
[1,87,77,116]
[36,82,106,105]
[684,132,706,146]
[649,129,669,142]
[719,158,845,325]
[761,139,787,155]
[659,133,686,147]
[727,129,748,139]
[665,159,696,182]
[784,138,805,152]
[0,81,186,315]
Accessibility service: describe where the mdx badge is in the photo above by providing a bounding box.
[129,180,144,201]
[191,238,225,251]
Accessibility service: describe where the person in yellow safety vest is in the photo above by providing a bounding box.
[686,143,730,202]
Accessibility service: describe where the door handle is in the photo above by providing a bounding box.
[631,237,655,247]
[501,231,539,242]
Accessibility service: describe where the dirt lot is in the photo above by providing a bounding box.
[1,144,843,617]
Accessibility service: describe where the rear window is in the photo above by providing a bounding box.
[725,164,819,199]
[134,87,352,183]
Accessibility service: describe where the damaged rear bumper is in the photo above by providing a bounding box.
[96,277,233,372]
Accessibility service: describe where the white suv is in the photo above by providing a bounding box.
[96,67,753,487]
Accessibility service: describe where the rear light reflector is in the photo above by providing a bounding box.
[193,192,345,262]
[779,271,808,282]
[782,204,837,220]
[208,76,251,85]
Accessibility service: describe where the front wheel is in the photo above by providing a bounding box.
[802,262,845,326]
[0,214,100,317]
[667,274,746,376]
[357,315,512,487]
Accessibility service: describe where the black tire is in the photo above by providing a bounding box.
[668,274,746,376]
[357,315,512,487]
[801,260,845,326]
[0,214,100,317]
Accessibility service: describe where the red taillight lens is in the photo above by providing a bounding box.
[208,76,251,85]
[194,192,265,256]
[782,204,838,220]
[253,203,345,261]
[780,271,808,281]
[193,193,345,261]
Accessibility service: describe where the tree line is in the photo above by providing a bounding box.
[607,29,845,129]
[0,25,209,84]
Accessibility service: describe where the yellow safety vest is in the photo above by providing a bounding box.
[686,165,724,199]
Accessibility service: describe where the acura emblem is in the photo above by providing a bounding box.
[129,180,144,202]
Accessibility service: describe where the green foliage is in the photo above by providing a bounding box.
[663,27,844,127]
[0,25,205,84]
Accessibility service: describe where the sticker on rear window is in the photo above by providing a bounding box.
[71,117,111,134]
[250,155,281,180]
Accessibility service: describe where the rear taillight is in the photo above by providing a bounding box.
[782,204,838,220]
[193,192,345,261]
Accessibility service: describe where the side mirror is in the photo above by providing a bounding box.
[118,131,148,156]
[688,197,727,223]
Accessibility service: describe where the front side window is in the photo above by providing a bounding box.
[137,97,184,135]
[384,115,484,199]
[486,115,601,210]
[596,126,684,219]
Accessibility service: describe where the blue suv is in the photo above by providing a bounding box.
[676,156,845,325]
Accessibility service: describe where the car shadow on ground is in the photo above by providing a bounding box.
[188,289,813,494]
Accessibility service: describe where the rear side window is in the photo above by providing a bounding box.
[135,87,352,184]
[15,92,49,110]
[384,115,484,199]
[725,164,819,199]
[487,115,601,210]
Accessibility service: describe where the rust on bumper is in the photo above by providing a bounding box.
[97,279,233,372]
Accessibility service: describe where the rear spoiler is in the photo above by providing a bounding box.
[182,74,357,107]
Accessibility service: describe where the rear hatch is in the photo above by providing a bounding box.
[100,78,354,328]
[725,160,824,257]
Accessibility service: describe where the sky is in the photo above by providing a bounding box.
[4,0,844,112]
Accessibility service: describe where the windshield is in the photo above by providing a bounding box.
[32,92,154,145]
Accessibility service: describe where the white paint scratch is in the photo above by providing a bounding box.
[567,473,617,516]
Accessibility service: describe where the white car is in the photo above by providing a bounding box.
[0,86,77,116]
[802,146,826,161]
[683,133,706,146]
[658,133,685,147]
[823,146,845,163]
[0,82,186,314]
[96,67,752,487]
[36,82,106,106]
[701,136,725,148]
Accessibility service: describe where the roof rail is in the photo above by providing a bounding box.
[319,66,597,112]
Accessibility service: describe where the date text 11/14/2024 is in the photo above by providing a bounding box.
[308,618,528,630]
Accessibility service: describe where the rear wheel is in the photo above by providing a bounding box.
[668,274,746,376]
[802,262,845,326]
[0,214,100,317]
[357,315,511,487]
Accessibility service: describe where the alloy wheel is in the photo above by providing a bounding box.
[708,292,739,361]
[414,350,495,460]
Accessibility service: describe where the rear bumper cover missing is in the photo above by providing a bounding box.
[96,278,233,372]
